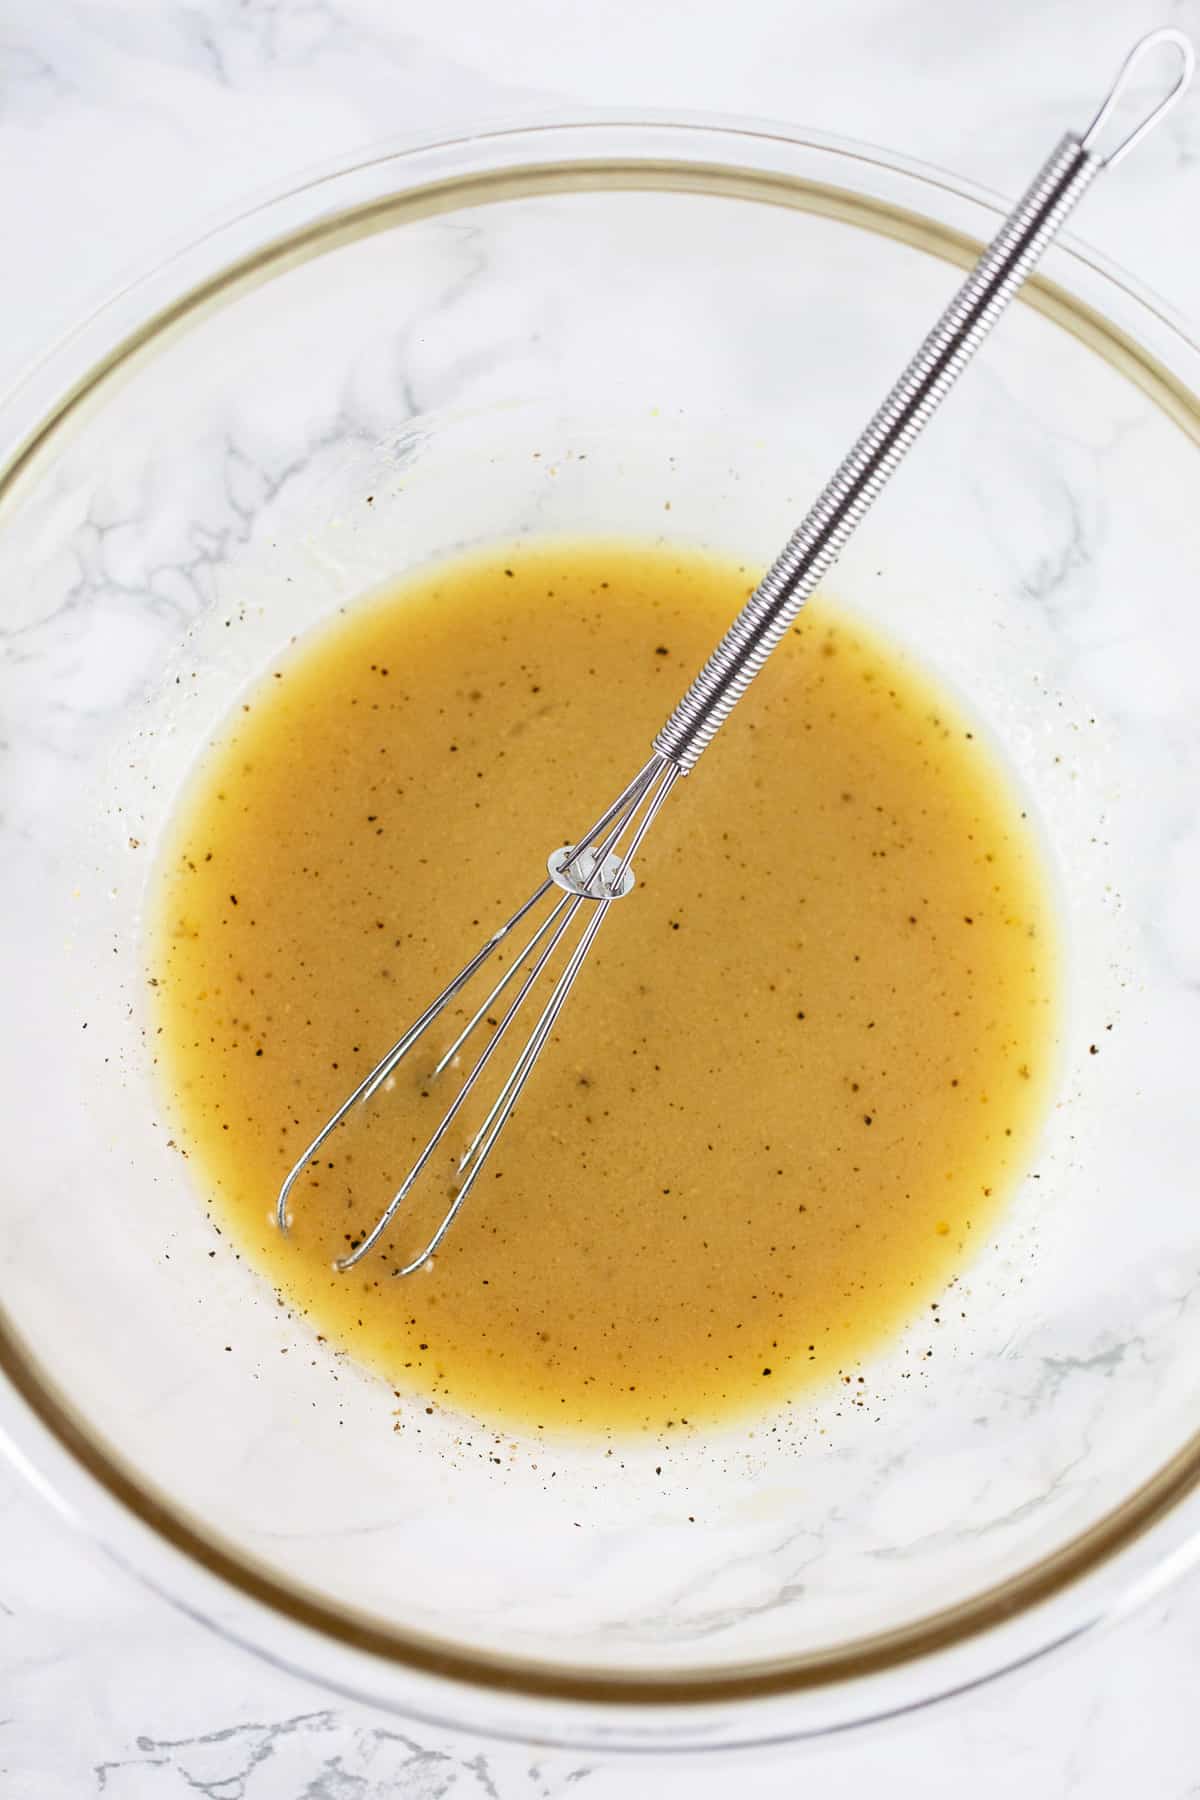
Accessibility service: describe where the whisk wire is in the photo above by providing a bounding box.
[337,892,585,1272]
[456,756,680,1189]
[278,752,671,1272]
[431,893,574,1078]
[274,870,556,1235]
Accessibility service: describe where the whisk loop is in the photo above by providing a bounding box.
[276,30,1190,1274]
[1080,27,1193,168]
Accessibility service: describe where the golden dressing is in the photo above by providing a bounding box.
[151,541,1056,1434]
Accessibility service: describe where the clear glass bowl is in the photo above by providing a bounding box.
[2,119,1199,1755]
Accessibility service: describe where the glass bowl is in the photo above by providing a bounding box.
[2,118,1199,1755]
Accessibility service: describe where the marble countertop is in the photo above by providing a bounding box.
[3,1,1199,1793]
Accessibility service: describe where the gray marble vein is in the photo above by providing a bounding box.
[93,1710,591,1799]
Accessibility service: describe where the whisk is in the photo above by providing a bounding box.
[278,28,1192,1275]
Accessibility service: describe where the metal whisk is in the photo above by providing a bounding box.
[278,28,1192,1275]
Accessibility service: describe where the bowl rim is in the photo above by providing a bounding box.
[3,111,1199,1748]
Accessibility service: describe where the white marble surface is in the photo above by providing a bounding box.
[3,0,1200,1792]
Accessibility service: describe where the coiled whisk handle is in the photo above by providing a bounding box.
[653,28,1192,775]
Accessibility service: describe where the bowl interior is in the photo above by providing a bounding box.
[2,136,1200,1725]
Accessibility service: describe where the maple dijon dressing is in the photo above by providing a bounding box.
[151,541,1056,1435]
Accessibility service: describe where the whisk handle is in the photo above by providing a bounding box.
[653,132,1098,771]
[652,28,1194,775]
